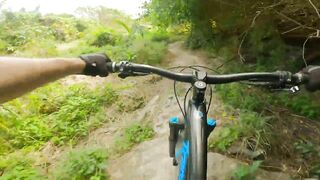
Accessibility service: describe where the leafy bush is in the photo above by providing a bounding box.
[149,31,170,42]
[41,14,83,42]
[0,9,87,55]
[113,123,155,154]
[0,83,118,153]
[0,39,8,54]
[216,84,266,112]
[0,164,42,180]
[277,93,320,119]
[216,82,320,120]
[210,111,269,151]
[124,124,155,144]
[130,39,167,64]
[104,44,136,62]
[232,161,262,180]
[15,39,58,57]
[89,29,118,47]
[0,153,43,180]
[53,147,108,180]
[294,140,320,177]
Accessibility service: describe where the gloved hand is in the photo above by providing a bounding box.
[79,53,111,77]
[302,66,320,92]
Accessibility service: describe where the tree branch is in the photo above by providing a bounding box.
[307,0,320,20]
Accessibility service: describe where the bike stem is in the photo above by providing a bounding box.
[192,71,207,103]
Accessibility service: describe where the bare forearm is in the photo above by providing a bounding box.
[0,57,85,103]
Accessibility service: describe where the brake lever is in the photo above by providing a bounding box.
[245,81,300,93]
[270,86,300,93]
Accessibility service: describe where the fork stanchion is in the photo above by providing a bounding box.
[169,117,184,166]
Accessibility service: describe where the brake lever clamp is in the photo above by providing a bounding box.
[117,61,150,79]
[278,71,293,84]
[274,71,300,93]
[117,61,132,79]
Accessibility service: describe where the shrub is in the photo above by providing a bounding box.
[232,161,262,180]
[0,39,8,54]
[87,27,120,47]
[277,93,320,119]
[210,111,269,151]
[113,123,155,154]
[91,31,115,47]
[130,39,167,65]
[52,147,108,180]
[216,84,266,112]
[104,44,136,62]
[15,39,58,57]
[216,82,320,120]
[0,83,118,152]
[149,31,170,42]
[0,153,43,180]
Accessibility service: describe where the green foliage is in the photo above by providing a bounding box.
[130,38,167,64]
[294,140,320,177]
[48,84,117,146]
[149,30,170,42]
[96,29,168,64]
[0,39,8,54]
[216,84,265,112]
[210,111,269,151]
[125,124,155,144]
[41,14,83,42]
[88,28,119,47]
[116,95,145,112]
[76,6,133,29]
[294,140,319,157]
[0,6,169,179]
[15,39,59,57]
[210,126,241,151]
[115,20,131,34]
[0,9,88,55]
[232,161,262,180]
[0,153,43,180]
[113,123,155,154]
[63,41,103,56]
[0,83,118,153]
[216,80,320,120]
[0,165,41,180]
[52,147,108,180]
[277,93,320,119]
[143,0,191,28]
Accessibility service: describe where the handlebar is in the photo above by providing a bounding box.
[106,61,309,87]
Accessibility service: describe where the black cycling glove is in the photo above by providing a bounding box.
[79,53,111,77]
[302,66,320,92]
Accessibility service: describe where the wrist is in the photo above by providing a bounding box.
[54,58,86,75]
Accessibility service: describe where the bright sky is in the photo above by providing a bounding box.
[2,0,147,17]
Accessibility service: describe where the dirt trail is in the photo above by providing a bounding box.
[106,42,291,180]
